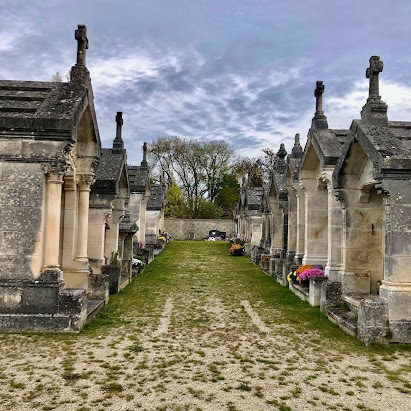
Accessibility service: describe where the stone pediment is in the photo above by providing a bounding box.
[301,128,348,172]
[333,120,411,189]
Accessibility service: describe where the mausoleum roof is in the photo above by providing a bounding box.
[147,184,166,211]
[128,165,149,193]
[92,148,128,195]
[246,187,264,210]
[0,80,91,134]
[356,120,411,170]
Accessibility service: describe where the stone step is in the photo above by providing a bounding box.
[86,299,105,323]
[342,294,365,316]
[326,307,358,337]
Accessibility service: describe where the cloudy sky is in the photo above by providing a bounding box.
[1,0,411,164]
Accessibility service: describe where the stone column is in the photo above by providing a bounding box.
[379,181,411,342]
[294,183,305,265]
[87,209,108,274]
[76,175,94,261]
[325,184,342,280]
[303,180,328,268]
[105,199,125,261]
[43,164,67,271]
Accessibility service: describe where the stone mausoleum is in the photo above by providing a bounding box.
[0,25,163,332]
[238,56,411,344]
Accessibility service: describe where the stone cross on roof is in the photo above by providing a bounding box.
[115,112,123,139]
[75,25,88,66]
[312,81,328,130]
[141,142,148,169]
[112,112,124,154]
[314,81,325,115]
[366,56,383,98]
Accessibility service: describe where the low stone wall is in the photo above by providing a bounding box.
[164,218,234,241]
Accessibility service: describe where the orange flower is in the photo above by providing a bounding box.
[295,265,314,276]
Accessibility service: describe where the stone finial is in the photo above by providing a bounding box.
[112,112,124,154]
[276,143,287,173]
[75,25,88,66]
[366,56,383,98]
[291,133,303,157]
[141,142,148,169]
[311,81,328,130]
[277,143,287,160]
[361,56,388,126]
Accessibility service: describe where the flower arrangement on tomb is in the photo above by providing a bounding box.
[158,236,166,241]
[263,256,271,261]
[298,268,324,284]
[272,251,281,258]
[229,244,244,256]
[287,265,314,284]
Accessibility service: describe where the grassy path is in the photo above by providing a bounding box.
[0,242,410,410]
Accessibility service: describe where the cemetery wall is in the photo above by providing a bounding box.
[164,218,235,240]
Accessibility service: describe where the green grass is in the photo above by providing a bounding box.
[1,241,409,411]
[84,242,407,355]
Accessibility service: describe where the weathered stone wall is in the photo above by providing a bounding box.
[164,218,235,240]
[0,161,45,280]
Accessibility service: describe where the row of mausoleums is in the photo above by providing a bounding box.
[235,56,411,344]
[0,26,166,332]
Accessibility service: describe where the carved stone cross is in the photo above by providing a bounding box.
[143,142,148,162]
[75,25,88,66]
[115,112,123,140]
[314,81,325,115]
[366,56,383,98]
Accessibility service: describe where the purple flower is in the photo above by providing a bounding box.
[299,268,324,283]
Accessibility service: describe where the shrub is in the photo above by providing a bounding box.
[109,251,120,266]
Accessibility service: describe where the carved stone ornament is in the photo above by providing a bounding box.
[63,143,77,170]
[77,173,96,190]
[42,162,70,181]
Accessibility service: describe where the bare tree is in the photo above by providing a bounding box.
[51,72,62,82]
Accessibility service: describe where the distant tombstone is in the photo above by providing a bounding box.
[209,230,226,240]
[189,224,195,240]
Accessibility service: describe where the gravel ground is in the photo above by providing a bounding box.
[0,242,410,411]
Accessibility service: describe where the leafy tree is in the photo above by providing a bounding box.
[234,148,277,187]
[164,183,186,218]
[149,136,235,218]
[215,173,240,218]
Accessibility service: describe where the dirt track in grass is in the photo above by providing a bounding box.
[0,241,410,411]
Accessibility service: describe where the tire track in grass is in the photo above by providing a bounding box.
[241,300,271,333]
[153,298,173,337]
